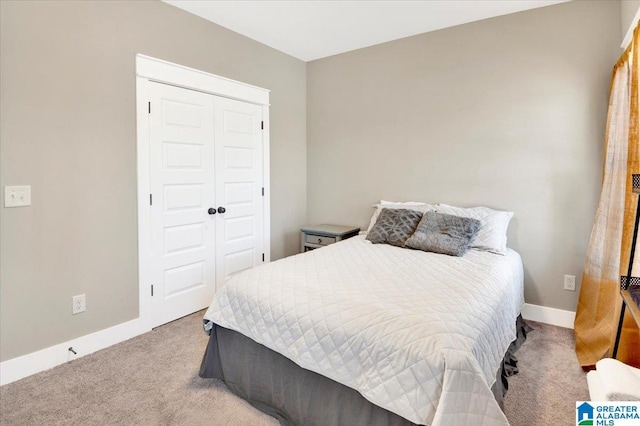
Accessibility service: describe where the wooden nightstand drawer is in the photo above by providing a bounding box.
[306,235,336,246]
[300,224,360,253]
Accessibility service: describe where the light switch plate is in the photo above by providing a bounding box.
[4,185,31,207]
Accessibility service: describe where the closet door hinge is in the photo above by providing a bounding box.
[262,253,265,262]
[261,187,264,196]
[148,102,151,114]
[150,194,153,205]
[151,285,154,297]
[261,121,264,130]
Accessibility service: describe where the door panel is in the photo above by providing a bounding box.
[149,82,216,327]
[214,97,264,284]
[149,83,264,326]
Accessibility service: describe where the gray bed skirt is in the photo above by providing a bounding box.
[199,316,532,426]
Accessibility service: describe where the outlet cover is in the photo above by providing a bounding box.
[564,275,576,291]
[72,294,86,314]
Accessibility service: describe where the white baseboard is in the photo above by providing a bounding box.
[0,303,576,386]
[521,303,575,329]
[0,318,150,386]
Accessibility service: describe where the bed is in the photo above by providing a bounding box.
[200,234,525,425]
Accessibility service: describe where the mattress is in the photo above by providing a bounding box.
[204,235,524,425]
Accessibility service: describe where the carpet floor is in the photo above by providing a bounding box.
[0,313,587,425]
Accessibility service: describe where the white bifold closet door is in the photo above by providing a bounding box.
[149,82,264,328]
[214,96,264,287]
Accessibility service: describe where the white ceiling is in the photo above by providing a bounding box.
[164,0,569,62]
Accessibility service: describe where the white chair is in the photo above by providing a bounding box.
[587,358,640,401]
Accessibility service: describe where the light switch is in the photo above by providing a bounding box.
[4,185,31,208]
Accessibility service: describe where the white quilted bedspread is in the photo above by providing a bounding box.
[204,236,524,425]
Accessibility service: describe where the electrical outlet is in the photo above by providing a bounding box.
[564,275,576,291]
[72,294,86,314]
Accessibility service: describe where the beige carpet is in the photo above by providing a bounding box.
[0,313,587,425]
[504,320,589,425]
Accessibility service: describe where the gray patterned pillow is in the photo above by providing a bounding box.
[366,208,423,247]
[405,211,481,256]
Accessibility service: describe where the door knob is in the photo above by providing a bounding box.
[208,208,216,215]
[217,207,226,214]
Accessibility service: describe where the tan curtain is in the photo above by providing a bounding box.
[574,25,640,368]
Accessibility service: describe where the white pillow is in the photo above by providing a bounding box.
[365,201,435,234]
[435,204,514,255]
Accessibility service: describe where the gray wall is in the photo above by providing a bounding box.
[622,0,640,39]
[0,0,306,362]
[307,0,621,312]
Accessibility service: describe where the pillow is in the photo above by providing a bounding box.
[435,204,514,255]
[365,201,435,233]
[381,200,426,205]
[366,208,423,247]
[405,211,481,257]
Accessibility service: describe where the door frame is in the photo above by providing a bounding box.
[135,54,271,330]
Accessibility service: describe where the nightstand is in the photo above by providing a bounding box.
[300,224,360,252]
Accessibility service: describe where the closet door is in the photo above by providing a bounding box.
[149,82,216,327]
[214,96,264,287]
